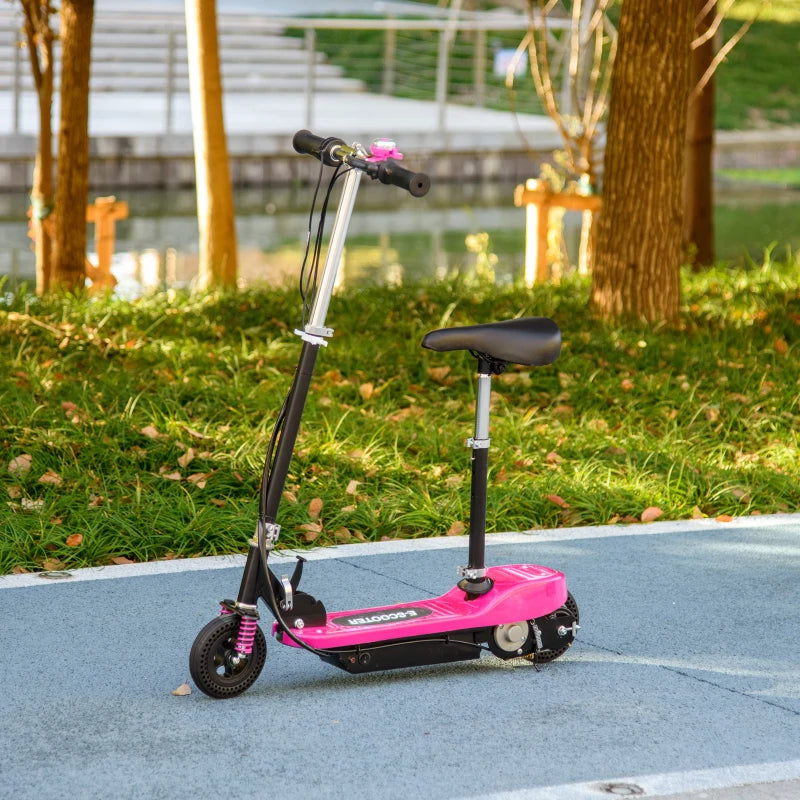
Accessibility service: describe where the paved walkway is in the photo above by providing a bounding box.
[2,515,798,799]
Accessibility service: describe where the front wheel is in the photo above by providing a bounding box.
[189,614,267,699]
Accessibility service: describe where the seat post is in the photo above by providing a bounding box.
[458,356,494,596]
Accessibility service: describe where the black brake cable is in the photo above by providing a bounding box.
[256,160,351,658]
[262,160,345,519]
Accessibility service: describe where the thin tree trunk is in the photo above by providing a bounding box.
[32,93,54,293]
[591,1,694,324]
[185,0,238,289]
[21,1,56,294]
[52,0,94,291]
[683,0,716,267]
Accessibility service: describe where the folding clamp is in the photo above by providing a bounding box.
[294,328,330,347]
[255,520,281,549]
[466,437,490,450]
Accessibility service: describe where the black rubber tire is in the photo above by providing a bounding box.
[527,591,579,664]
[189,614,267,699]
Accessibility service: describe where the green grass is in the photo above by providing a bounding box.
[717,168,800,186]
[716,12,800,129]
[2,258,799,575]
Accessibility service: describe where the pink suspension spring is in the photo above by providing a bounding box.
[234,616,259,655]
[218,605,233,616]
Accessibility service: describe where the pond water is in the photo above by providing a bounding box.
[1,181,798,296]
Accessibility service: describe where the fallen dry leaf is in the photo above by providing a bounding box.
[308,497,323,520]
[11,566,29,575]
[8,454,33,476]
[178,448,196,469]
[299,522,322,543]
[186,472,211,488]
[621,378,635,392]
[446,521,466,536]
[111,556,135,565]
[691,506,706,519]
[171,681,192,696]
[359,382,375,401]
[209,498,226,508]
[42,558,65,571]
[7,486,22,499]
[774,337,789,355]
[345,480,360,496]
[88,494,105,508]
[38,469,63,486]
[545,452,563,465]
[160,471,182,481]
[20,498,45,511]
[427,366,452,385]
[333,527,352,542]
[715,514,734,523]
[65,533,83,547]
[140,425,161,439]
[545,494,569,508]
[641,506,664,523]
[183,426,208,440]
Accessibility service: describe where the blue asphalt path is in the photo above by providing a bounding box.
[1,515,799,800]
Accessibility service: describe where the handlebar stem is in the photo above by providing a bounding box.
[306,165,364,334]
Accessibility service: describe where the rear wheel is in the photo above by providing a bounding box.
[189,615,267,699]
[526,592,579,663]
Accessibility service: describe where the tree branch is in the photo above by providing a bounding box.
[690,10,759,102]
[691,0,734,49]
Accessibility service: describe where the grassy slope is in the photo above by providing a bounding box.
[298,3,799,131]
[2,261,799,575]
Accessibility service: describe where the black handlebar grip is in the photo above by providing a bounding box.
[377,158,431,197]
[292,130,346,166]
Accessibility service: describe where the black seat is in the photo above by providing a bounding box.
[421,317,561,368]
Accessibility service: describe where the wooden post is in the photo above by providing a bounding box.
[514,180,601,285]
[382,16,396,95]
[86,195,128,290]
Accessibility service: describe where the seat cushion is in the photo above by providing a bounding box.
[421,317,560,367]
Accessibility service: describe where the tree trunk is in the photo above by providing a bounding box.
[683,0,716,267]
[21,1,56,294]
[591,1,694,324]
[32,89,54,294]
[185,0,238,289]
[52,0,94,291]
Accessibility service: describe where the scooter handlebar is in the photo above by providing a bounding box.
[292,129,430,197]
[292,129,346,166]
[373,158,430,197]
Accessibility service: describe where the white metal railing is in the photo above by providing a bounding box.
[3,10,571,135]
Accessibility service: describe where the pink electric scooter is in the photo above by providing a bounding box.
[189,131,579,698]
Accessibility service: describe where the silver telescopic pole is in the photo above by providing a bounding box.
[307,165,364,335]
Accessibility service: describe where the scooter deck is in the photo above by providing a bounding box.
[273,564,567,649]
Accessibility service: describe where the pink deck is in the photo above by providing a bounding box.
[273,564,566,649]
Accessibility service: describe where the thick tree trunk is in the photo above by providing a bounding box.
[52,0,94,291]
[683,0,716,267]
[185,0,238,289]
[591,1,694,324]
